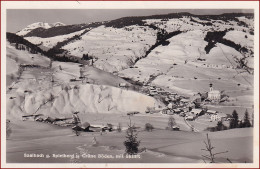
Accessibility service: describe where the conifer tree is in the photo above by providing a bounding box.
[124,117,140,155]
[243,109,251,128]
[229,110,239,129]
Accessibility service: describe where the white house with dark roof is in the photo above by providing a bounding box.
[211,113,227,121]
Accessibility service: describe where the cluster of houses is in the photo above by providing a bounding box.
[142,82,225,105]
[145,103,227,122]
[142,83,184,101]
[144,83,229,122]
[118,81,229,125]
[22,114,74,126]
[22,114,115,132]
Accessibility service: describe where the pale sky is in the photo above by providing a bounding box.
[7,9,253,33]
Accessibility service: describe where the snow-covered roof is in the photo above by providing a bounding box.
[209,90,220,94]
[172,125,180,129]
[191,109,202,114]
[186,116,195,119]
[180,98,189,102]
[207,110,217,114]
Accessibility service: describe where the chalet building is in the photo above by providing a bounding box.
[172,125,180,131]
[182,107,189,113]
[180,98,189,104]
[118,83,127,87]
[22,115,35,121]
[167,103,173,109]
[185,115,195,121]
[211,113,227,121]
[173,108,183,114]
[149,89,158,96]
[191,109,203,116]
[207,109,217,115]
[167,110,174,115]
[22,114,43,121]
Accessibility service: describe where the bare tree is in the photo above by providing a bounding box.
[79,67,85,83]
[50,75,54,87]
[49,59,53,69]
[10,74,15,81]
[108,104,117,111]
[168,116,176,130]
[117,123,122,132]
[33,94,56,114]
[191,125,195,132]
[17,65,24,80]
[98,93,111,103]
[14,57,18,62]
[201,133,228,163]
[6,120,12,139]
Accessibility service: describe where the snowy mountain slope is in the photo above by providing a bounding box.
[16,22,67,37]
[58,14,253,73]
[119,30,209,82]
[224,30,254,52]
[6,42,155,119]
[15,13,254,74]
[23,22,103,38]
[6,42,50,86]
[143,16,251,33]
[6,35,131,90]
[7,83,161,118]
[6,57,19,86]
[8,12,254,118]
[6,42,50,66]
[52,61,131,87]
[16,22,53,36]
[62,25,157,72]
[25,28,87,50]
[144,17,211,33]
[119,30,253,96]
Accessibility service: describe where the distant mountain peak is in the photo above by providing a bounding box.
[16,22,66,36]
[51,22,66,27]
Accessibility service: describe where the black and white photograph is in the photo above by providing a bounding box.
[1,1,259,168]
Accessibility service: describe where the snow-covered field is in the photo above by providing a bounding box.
[6,120,253,163]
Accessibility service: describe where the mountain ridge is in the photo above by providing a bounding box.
[16,12,254,37]
[16,22,66,36]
